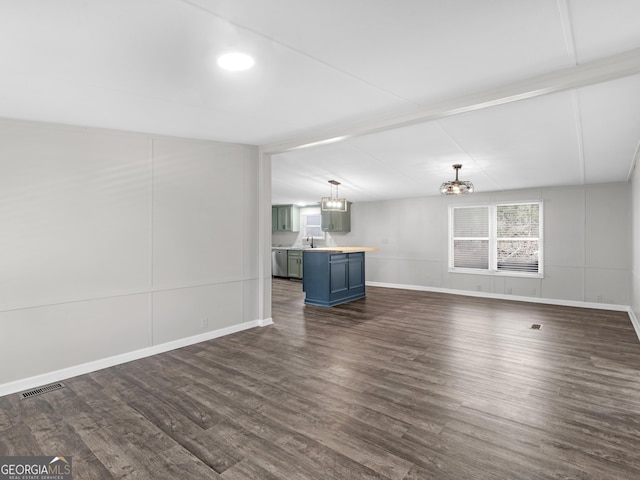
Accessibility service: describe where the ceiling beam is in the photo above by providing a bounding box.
[263,47,640,155]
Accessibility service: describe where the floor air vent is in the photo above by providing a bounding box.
[530,324,542,330]
[20,382,65,399]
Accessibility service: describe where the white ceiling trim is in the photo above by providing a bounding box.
[556,0,577,66]
[629,141,640,182]
[263,47,640,155]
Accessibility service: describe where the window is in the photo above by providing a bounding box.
[449,202,542,277]
[303,213,324,239]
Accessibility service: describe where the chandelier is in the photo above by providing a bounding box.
[321,180,348,212]
[440,164,474,195]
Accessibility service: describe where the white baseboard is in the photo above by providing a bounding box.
[0,318,272,398]
[367,281,639,342]
[366,281,629,311]
[258,317,274,327]
[629,309,640,342]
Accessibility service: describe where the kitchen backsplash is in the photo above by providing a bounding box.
[272,230,342,248]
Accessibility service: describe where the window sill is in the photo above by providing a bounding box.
[449,268,543,279]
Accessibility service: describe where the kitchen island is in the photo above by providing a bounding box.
[302,247,377,307]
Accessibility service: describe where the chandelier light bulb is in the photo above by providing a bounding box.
[321,179,348,212]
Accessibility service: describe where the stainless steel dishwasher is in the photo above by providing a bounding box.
[272,248,288,277]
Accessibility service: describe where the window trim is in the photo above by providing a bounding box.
[448,201,543,278]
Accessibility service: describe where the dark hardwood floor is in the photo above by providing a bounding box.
[2,279,640,479]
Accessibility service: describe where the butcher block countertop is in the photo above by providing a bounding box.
[303,246,379,253]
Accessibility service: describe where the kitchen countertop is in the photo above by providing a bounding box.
[302,246,379,253]
[272,246,379,253]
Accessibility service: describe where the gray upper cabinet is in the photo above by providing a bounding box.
[272,205,300,232]
[321,203,351,232]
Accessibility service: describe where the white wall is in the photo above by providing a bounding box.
[344,183,631,306]
[0,118,261,389]
[631,164,640,323]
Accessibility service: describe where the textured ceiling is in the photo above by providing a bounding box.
[0,1,639,203]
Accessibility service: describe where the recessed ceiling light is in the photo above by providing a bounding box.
[217,52,255,71]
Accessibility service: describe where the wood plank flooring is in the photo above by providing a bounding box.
[2,279,640,479]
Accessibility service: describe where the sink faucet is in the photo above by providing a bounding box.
[306,236,314,248]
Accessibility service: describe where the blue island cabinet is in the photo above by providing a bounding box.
[302,251,365,306]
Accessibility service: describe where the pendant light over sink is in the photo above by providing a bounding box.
[321,180,348,212]
[440,164,474,195]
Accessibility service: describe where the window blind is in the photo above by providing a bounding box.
[304,213,323,238]
[452,206,489,270]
